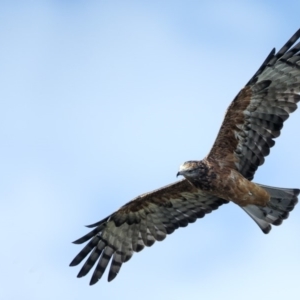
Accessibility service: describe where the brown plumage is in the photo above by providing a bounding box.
[70,29,300,285]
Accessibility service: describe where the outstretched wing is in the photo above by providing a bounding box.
[207,29,300,180]
[70,179,228,284]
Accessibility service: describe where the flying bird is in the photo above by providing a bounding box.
[70,29,300,285]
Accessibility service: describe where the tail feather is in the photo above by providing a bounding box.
[241,184,299,234]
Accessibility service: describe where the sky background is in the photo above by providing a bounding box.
[1,1,300,299]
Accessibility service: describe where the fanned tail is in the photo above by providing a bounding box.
[241,184,299,233]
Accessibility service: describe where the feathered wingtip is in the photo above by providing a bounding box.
[71,215,111,245]
[246,28,300,86]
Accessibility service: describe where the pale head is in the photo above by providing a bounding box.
[176,160,201,179]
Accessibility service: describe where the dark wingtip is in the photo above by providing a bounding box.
[69,259,78,267]
[294,188,300,197]
[86,215,111,228]
[108,272,117,282]
[72,237,87,244]
[85,224,95,228]
[89,276,99,285]
[77,266,91,278]
[72,226,102,244]
[262,225,272,234]
[69,252,85,267]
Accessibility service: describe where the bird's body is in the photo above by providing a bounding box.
[178,159,270,207]
[70,29,300,285]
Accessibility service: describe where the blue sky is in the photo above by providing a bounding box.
[1,1,300,299]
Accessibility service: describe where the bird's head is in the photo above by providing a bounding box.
[176,161,201,179]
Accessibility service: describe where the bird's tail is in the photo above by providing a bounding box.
[241,184,299,233]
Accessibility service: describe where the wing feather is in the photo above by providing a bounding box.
[208,29,300,180]
[70,179,228,284]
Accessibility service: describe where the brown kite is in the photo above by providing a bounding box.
[70,29,300,285]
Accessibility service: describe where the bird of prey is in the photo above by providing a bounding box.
[70,29,300,285]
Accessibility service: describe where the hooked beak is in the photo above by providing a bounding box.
[176,171,181,177]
